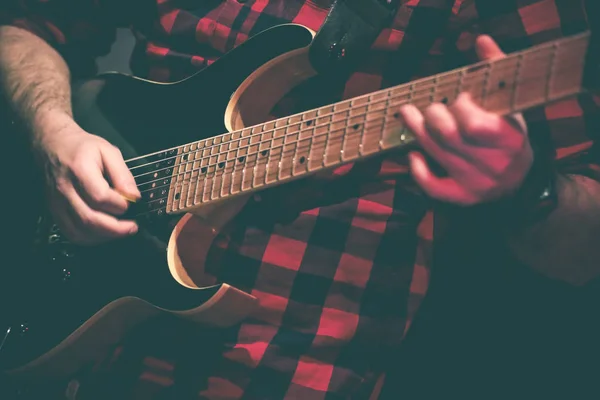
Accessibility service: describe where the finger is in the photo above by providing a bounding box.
[423,102,464,153]
[475,35,506,61]
[408,151,478,205]
[63,184,139,241]
[451,93,526,148]
[102,146,141,201]
[399,104,474,176]
[71,158,130,216]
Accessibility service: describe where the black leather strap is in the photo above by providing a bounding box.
[308,0,400,75]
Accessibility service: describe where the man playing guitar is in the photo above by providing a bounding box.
[1,0,599,398]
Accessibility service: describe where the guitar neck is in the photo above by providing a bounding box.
[128,31,591,217]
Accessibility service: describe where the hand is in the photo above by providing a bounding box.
[33,112,141,245]
[399,35,533,206]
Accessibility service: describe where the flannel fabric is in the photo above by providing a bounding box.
[3,0,599,399]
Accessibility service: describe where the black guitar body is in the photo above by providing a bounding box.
[0,24,314,382]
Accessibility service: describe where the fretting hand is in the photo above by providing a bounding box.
[33,111,141,245]
[400,35,534,206]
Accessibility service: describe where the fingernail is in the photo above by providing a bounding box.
[117,189,139,203]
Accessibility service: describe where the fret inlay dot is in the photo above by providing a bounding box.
[498,80,506,89]
[238,156,246,163]
[261,150,269,156]
[299,156,306,164]
[441,97,448,104]
[353,124,360,130]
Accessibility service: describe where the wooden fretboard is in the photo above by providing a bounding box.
[142,31,591,214]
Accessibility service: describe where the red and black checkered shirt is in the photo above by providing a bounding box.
[4,0,600,399]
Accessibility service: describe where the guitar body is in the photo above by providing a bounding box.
[0,23,316,381]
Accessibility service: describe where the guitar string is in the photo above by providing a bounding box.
[135,64,585,219]
[135,79,583,219]
[125,35,587,177]
[132,56,584,205]
[131,54,584,199]
[123,32,587,170]
[166,53,587,213]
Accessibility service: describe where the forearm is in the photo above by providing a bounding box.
[0,25,73,136]
[507,173,600,286]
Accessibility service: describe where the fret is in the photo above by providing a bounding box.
[209,164,219,201]
[278,115,300,181]
[343,112,365,160]
[280,141,296,180]
[220,142,237,198]
[266,136,279,184]
[293,111,315,176]
[178,144,192,210]
[340,110,350,162]
[431,71,460,104]
[211,138,226,201]
[247,126,262,190]
[514,46,555,110]
[429,76,438,105]
[461,64,488,101]
[189,142,201,207]
[228,132,242,196]
[316,105,334,169]
[480,61,492,109]
[165,145,185,213]
[388,83,412,108]
[192,144,206,205]
[229,134,245,195]
[325,101,354,166]
[244,151,258,191]
[510,54,523,113]
[201,137,216,203]
[380,106,404,150]
[349,95,369,116]
[264,129,277,186]
[308,120,328,171]
[325,119,344,166]
[483,56,519,115]
[255,125,269,188]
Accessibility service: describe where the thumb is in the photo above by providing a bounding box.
[475,35,506,61]
[102,146,141,201]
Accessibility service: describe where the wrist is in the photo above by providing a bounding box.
[435,139,558,230]
[31,109,75,139]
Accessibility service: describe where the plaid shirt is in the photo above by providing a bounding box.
[4,0,600,399]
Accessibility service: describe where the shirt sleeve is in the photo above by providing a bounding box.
[452,0,600,181]
[0,0,133,77]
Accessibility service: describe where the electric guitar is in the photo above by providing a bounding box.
[1,20,598,383]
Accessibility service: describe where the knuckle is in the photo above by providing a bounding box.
[70,155,89,173]
[89,188,110,205]
[462,116,486,136]
[111,144,123,156]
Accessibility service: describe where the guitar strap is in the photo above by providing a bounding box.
[308,0,400,76]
